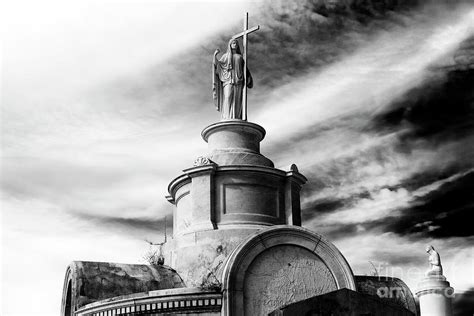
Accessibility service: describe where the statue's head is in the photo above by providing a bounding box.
[426,245,434,253]
[228,39,241,54]
[230,39,238,49]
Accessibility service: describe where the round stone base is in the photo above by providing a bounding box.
[201,120,274,167]
[416,275,454,316]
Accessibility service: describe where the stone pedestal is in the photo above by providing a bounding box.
[201,120,274,167]
[165,120,307,287]
[416,274,454,316]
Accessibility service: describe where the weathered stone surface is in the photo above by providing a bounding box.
[244,244,337,315]
[269,288,415,316]
[221,226,357,316]
[164,227,263,288]
[355,275,418,315]
[61,261,185,315]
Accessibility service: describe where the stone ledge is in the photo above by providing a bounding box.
[201,120,266,143]
[76,288,222,316]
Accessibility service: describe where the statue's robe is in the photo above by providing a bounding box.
[213,48,252,119]
[427,251,443,275]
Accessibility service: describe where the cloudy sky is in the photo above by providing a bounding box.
[2,0,474,315]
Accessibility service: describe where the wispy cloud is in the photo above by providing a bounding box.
[333,232,474,292]
[255,6,473,138]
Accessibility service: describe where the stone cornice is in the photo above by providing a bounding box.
[201,120,266,142]
[76,288,222,316]
[167,164,307,204]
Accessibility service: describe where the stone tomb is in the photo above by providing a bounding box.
[164,121,307,288]
[61,120,416,316]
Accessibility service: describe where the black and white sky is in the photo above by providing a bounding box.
[2,0,474,315]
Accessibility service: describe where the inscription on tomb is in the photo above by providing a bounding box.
[244,245,337,315]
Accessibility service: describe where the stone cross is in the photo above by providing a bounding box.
[231,12,259,121]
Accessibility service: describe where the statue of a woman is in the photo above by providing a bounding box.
[425,245,443,276]
[213,39,253,120]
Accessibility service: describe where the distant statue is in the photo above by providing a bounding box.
[213,39,253,120]
[425,245,443,276]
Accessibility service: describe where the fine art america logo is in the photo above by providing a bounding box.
[377,284,454,298]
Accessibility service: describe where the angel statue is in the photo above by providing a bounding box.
[212,38,253,120]
[425,245,443,276]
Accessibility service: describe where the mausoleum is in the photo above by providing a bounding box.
[61,116,420,316]
[61,13,453,316]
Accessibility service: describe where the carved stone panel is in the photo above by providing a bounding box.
[215,171,286,226]
[223,183,278,216]
[243,245,337,316]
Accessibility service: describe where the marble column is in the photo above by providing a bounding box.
[416,273,454,316]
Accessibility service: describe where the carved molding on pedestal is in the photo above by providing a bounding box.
[193,156,213,167]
